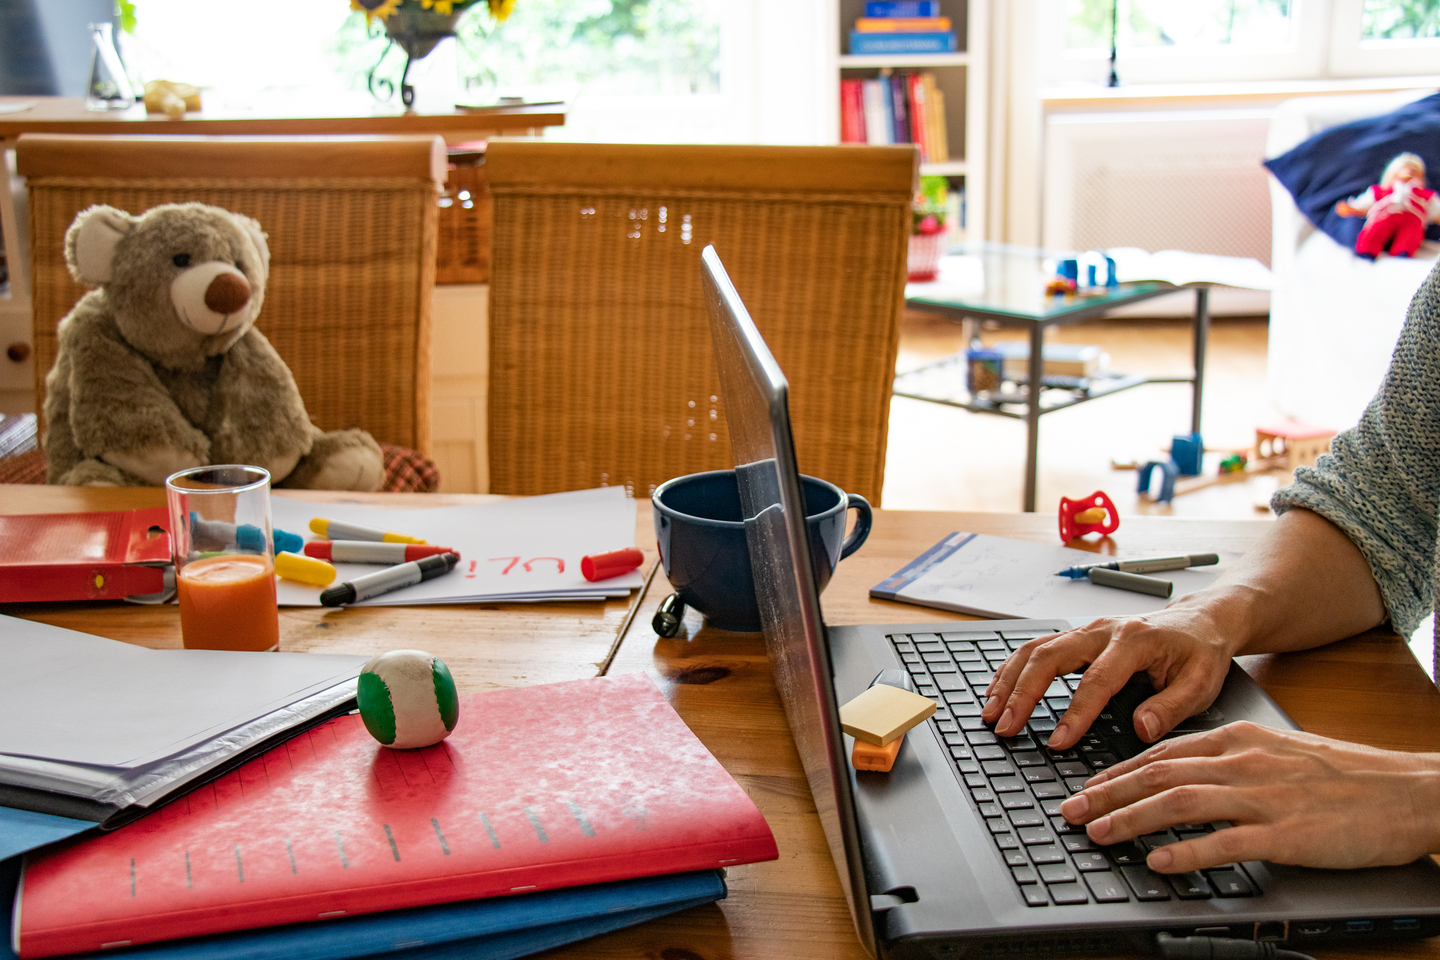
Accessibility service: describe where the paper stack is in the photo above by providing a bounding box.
[270,487,646,607]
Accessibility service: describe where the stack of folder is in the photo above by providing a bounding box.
[2,650,777,960]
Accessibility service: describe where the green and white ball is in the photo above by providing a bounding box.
[357,650,460,749]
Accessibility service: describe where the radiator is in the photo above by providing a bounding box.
[1042,109,1274,273]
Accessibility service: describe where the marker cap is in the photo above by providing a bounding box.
[581,547,644,582]
[274,551,337,587]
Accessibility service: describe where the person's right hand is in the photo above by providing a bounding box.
[983,598,1242,750]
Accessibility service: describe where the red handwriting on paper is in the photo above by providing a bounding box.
[486,557,566,575]
[466,560,478,579]
[488,557,521,575]
[523,557,565,574]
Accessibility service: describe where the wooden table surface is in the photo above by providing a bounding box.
[6,485,1438,959]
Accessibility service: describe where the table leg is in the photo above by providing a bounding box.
[1023,323,1044,512]
[1191,286,1210,436]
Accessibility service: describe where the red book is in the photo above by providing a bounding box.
[840,78,865,143]
[17,674,777,958]
[907,73,929,162]
[0,507,170,603]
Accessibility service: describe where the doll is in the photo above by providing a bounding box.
[1334,152,1440,258]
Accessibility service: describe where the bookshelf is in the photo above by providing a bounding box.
[833,0,986,240]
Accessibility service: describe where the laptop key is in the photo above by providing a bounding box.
[1061,834,1099,853]
[978,640,1007,651]
[1206,868,1256,897]
[975,746,1006,761]
[1103,841,1148,865]
[927,661,958,673]
[944,732,967,745]
[1002,736,1038,751]
[1055,761,1089,778]
[1008,809,1045,828]
[916,641,945,652]
[1046,696,1072,712]
[1073,852,1111,872]
[1045,680,1069,698]
[972,788,996,803]
[1027,844,1066,864]
[1022,886,1049,907]
[955,759,981,774]
[994,833,1021,850]
[1064,778,1091,793]
[950,746,974,760]
[950,702,983,717]
[1120,865,1173,901]
[982,760,1016,777]
[1003,848,1028,866]
[1001,793,1034,809]
[963,773,987,788]
[1032,782,1067,799]
[1028,717,1058,735]
[921,651,951,662]
[1022,767,1057,784]
[990,776,1026,792]
[1140,830,1179,850]
[1038,862,1076,884]
[1047,748,1081,762]
[1050,816,1083,834]
[1017,826,1056,845]
[959,716,988,731]
[934,674,967,691]
[986,818,1011,835]
[1084,871,1130,903]
[1012,866,1038,884]
[1012,751,1046,767]
[1170,872,1213,899]
[1088,753,1120,769]
[966,730,998,746]
[979,802,1002,817]
[1047,882,1089,905]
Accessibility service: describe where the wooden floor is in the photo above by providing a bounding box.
[881,310,1288,521]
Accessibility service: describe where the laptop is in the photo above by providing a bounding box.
[698,244,1440,956]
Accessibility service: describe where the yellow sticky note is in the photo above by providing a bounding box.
[839,684,936,746]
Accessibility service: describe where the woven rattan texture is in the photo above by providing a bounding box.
[28,178,436,453]
[487,191,908,504]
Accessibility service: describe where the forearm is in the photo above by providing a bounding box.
[1172,507,1387,658]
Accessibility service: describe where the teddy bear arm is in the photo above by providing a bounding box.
[67,335,211,485]
[208,331,316,478]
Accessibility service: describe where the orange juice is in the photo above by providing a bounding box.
[176,555,279,651]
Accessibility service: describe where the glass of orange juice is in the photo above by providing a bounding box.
[164,465,279,651]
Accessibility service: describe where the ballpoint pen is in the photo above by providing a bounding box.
[1056,552,1219,579]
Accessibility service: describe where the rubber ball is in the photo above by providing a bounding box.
[357,649,460,749]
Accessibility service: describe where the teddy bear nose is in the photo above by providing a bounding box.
[204,271,251,315]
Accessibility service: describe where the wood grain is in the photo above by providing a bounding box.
[5,485,1438,959]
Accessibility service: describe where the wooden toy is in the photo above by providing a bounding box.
[1058,490,1120,542]
[1219,452,1248,474]
[1254,421,1336,474]
[1170,432,1203,476]
[357,650,460,749]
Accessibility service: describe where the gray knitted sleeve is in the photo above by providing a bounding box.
[1271,259,1440,638]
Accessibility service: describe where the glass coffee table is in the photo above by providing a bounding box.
[898,243,1212,512]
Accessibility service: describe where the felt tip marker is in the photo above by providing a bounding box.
[1056,553,1219,579]
[303,541,459,564]
[319,553,458,606]
[1087,567,1174,598]
[309,518,427,544]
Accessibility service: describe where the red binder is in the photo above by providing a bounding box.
[0,507,171,603]
[17,673,778,958]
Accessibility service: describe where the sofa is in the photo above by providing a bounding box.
[1266,89,1440,432]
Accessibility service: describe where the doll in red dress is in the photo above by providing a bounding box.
[1334,152,1440,258]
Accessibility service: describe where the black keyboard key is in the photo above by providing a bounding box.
[1047,696,1072,712]
[1022,767,1057,784]
[1018,826,1056,845]
[1061,834,1099,853]
[1084,871,1130,903]
[959,716,988,731]
[967,671,996,687]
[1170,872,1213,899]
[1045,680,1069,698]
[916,641,944,652]
[944,732,967,746]
[1140,830,1179,851]
[963,773,987,788]
[994,833,1020,850]
[967,730,998,746]
[928,661,958,673]
[1174,822,1213,832]
[1206,868,1256,897]
[950,745,973,760]
[1055,761,1090,778]
[1022,885,1049,907]
[934,674,967,691]
[1008,809,1045,828]
[1047,882,1089,905]
[1003,735,1038,751]
[982,760,1016,777]
[972,788,996,803]
[986,818,1011,835]
[1038,862,1076,884]
[990,776,1025,792]
[955,759,981,774]
[1012,751,1046,767]
[1050,817,1083,834]
[944,690,974,705]
[1073,852,1111,872]
[1103,841,1147,865]
[1032,782,1067,799]
[936,719,959,732]
[950,702,983,717]
[1120,865,1172,901]
[1029,717,1058,735]
[921,651,951,662]
[1048,748,1081,762]
[1176,830,1210,844]
[978,640,1007,651]
[1012,865,1038,884]
[1089,752,1120,769]
[1003,848,1028,866]
[1027,844,1066,864]
[975,746,1006,761]
[906,663,929,677]
[944,639,979,653]
[1001,793,1034,810]
[1064,778,1091,793]
[1040,798,1065,817]
[978,802,1002,817]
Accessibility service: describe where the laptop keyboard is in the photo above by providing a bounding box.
[888,630,1261,908]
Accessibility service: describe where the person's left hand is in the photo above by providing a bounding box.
[1059,721,1440,872]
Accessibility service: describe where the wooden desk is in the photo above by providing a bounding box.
[6,485,1438,959]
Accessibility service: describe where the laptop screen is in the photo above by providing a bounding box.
[700,246,877,956]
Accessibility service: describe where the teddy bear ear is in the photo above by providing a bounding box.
[66,205,136,285]
[233,213,270,278]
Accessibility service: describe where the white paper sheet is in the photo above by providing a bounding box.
[872,532,1222,621]
[0,616,365,768]
[270,488,644,606]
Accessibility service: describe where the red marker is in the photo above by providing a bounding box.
[581,547,644,582]
[303,541,460,564]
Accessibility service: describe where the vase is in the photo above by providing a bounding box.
[373,8,466,108]
[907,231,946,282]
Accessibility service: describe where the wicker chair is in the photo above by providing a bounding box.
[18,133,445,457]
[484,142,916,506]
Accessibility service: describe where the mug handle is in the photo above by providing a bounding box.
[839,493,873,560]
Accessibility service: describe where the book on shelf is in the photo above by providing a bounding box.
[854,16,951,32]
[839,72,948,164]
[865,0,940,16]
[849,31,957,55]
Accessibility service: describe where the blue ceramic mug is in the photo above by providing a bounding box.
[652,470,873,632]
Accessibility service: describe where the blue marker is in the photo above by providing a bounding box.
[190,512,302,554]
[1057,553,1219,579]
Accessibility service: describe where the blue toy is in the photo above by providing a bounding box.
[1171,432,1204,477]
[1137,459,1180,504]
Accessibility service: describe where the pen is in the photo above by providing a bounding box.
[320,553,458,606]
[190,513,302,554]
[303,541,459,564]
[1056,552,1219,579]
[1088,567,1173,598]
[309,518,427,544]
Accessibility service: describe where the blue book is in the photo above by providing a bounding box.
[865,1,940,16]
[849,31,958,55]
[0,857,724,960]
[0,807,94,863]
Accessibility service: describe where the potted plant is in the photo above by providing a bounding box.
[908,175,949,282]
[351,0,516,106]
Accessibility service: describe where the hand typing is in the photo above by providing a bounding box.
[1058,721,1440,872]
[982,602,1241,749]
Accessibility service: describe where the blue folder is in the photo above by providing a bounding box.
[0,807,94,863]
[0,856,724,960]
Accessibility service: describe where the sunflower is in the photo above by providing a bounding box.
[350,0,402,20]
[487,0,516,21]
[419,0,455,11]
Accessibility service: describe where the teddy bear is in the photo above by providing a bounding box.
[43,202,385,490]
